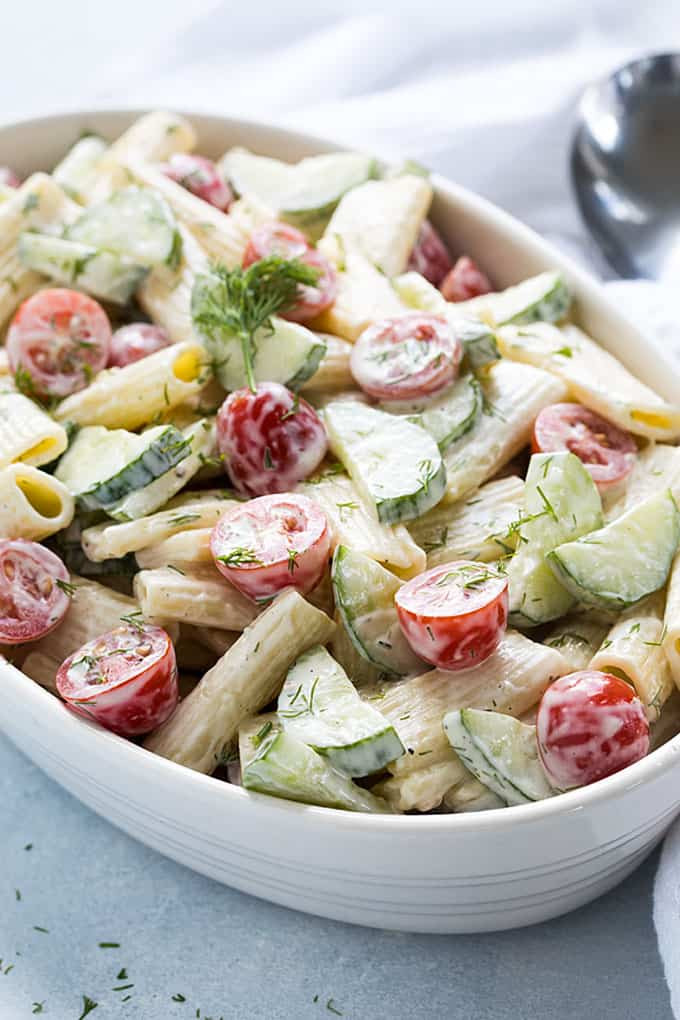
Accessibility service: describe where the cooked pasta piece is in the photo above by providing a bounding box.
[373,758,468,813]
[497,322,680,441]
[53,341,209,429]
[663,553,680,693]
[443,360,567,503]
[144,589,335,773]
[590,592,672,722]
[134,566,258,631]
[300,334,354,394]
[0,464,74,540]
[138,224,209,343]
[542,615,610,673]
[604,443,680,521]
[407,476,525,566]
[313,251,408,342]
[442,775,505,813]
[52,135,108,203]
[0,392,68,468]
[81,492,233,562]
[135,528,212,571]
[298,470,425,577]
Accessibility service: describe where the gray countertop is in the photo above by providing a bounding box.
[0,732,672,1019]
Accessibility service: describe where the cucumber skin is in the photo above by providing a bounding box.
[375,458,447,525]
[504,275,571,326]
[320,728,406,777]
[456,321,501,371]
[78,427,191,511]
[282,340,327,391]
[410,376,482,452]
[18,232,148,305]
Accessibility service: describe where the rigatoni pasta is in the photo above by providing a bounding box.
[0,464,74,540]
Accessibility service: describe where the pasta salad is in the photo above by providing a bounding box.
[1,110,680,816]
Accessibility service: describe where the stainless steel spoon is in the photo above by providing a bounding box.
[571,52,680,280]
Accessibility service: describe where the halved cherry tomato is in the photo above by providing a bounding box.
[217,382,327,497]
[407,220,453,286]
[56,623,178,737]
[242,222,337,323]
[7,289,111,398]
[395,561,508,672]
[350,313,462,401]
[532,403,637,490]
[536,670,649,790]
[440,255,493,302]
[210,493,331,602]
[108,323,170,368]
[0,167,20,188]
[161,153,233,211]
[0,540,70,644]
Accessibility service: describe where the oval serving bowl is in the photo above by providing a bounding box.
[1,110,680,934]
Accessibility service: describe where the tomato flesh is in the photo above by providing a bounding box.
[395,561,508,671]
[217,382,327,497]
[7,288,111,398]
[56,623,178,737]
[108,323,170,368]
[242,222,337,323]
[161,153,233,211]
[440,255,493,303]
[350,313,462,401]
[210,493,331,602]
[537,670,649,789]
[407,220,453,286]
[0,539,70,644]
[532,403,637,490]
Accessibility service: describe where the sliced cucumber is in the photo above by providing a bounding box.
[323,400,446,523]
[18,233,147,305]
[221,148,376,240]
[108,419,216,521]
[52,134,107,203]
[278,645,405,776]
[66,186,181,267]
[455,319,501,371]
[507,452,603,627]
[55,424,190,512]
[548,490,680,610]
[331,545,423,676]
[407,375,482,451]
[241,719,391,813]
[192,272,326,391]
[443,709,553,806]
[454,271,571,327]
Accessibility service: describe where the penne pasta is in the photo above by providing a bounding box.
[542,615,610,674]
[313,251,408,342]
[0,392,68,469]
[138,223,210,344]
[0,464,74,540]
[134,566,258,631]
[134,528,213,571]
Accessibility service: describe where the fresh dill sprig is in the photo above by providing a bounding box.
[191,256,320,392]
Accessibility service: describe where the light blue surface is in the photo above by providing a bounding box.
[0,732,672,1020]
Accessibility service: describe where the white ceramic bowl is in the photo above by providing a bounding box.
[2,110,680,934]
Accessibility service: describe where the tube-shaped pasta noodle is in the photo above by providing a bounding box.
[0,464,74,540]
[134,567,258,631]
[0,392,68,468]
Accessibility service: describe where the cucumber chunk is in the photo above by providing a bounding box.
[240,716,391,813]
[455,319,501,371]
[221,148,376,240]
[18,233,147,305]
[55,424,191,512]
[66,186,181,267]
[191,271,326,391]
[331,545,423,676]
[278,645,405,776]
[507,452,603,627]
[406,375,482,451]
[548,490,680,610]
[323,400,446,523]
[455,271,571,327]
[443,708,553,806]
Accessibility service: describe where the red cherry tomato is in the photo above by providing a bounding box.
[536,670,649,790]
[108,323,171,368]
[0,540,70,644]
[161,153,233,211]
[440,255,493,303]
[210,493,331,602]
[56,623,178,737]
[7,289,111,398]
[217,382,327,497]
[242,222,337,324]
[0,167,20,188]
[395,561,508,672]
[350,313,462,401]
[532,403,637,490]
[407,220,453,286]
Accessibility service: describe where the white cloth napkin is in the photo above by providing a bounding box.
[4,0,680,1008]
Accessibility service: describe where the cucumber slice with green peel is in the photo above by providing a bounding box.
[18,233,148,305]
[331,545,423,676]
[278,645,405,776]
[507,451,603,627]
[55,424,191,512]
[192,272,327,391]
[66,186,181,268]
[443,709,553,806]
[454,271,571,327]
[548,490,680,610]
[407,375,482,451]
[323,400,446,524]
[221,148,376,240]
[241,721,391,813]
[52,134,107,203]
[455,319,501,371]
